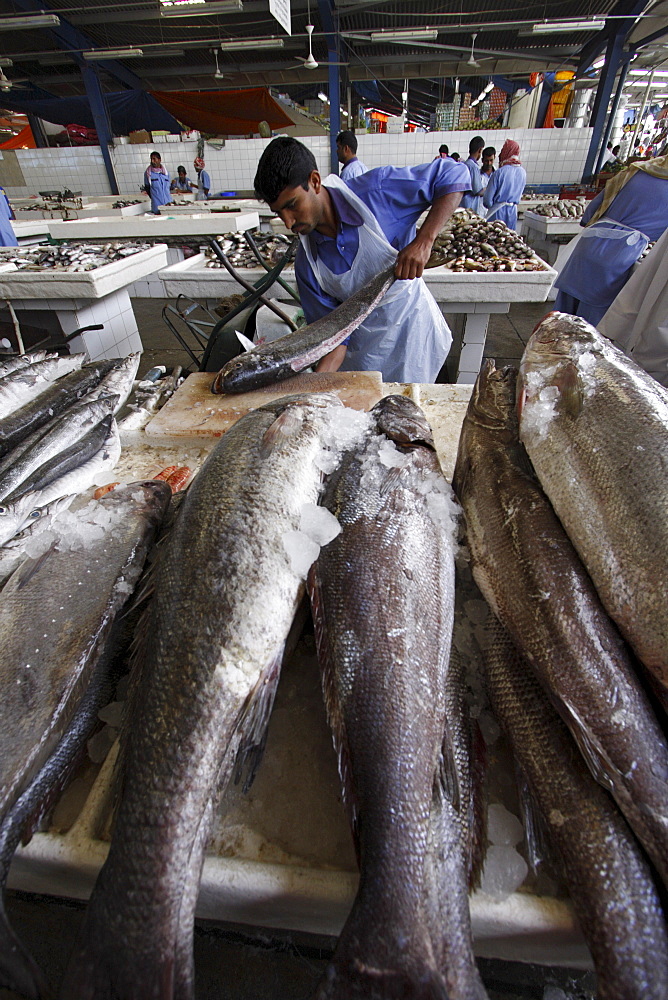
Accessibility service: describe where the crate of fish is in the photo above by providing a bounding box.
[0,242,170,299]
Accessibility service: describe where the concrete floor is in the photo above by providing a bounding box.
[130,296,552,380]
[1,293,596,1000]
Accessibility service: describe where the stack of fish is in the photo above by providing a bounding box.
[111,199,142,209]
[531,198,587,218]
[204,231,293,269]
[453,314,668,998]
[427,210,547,272]
[0,243,153,272]
[0,351,140,544]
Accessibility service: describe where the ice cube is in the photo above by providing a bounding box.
[98,700,124,727]
[299,503,341,547]
[282,529,320,579]
[479,845,528,900]
[488,803,524,846]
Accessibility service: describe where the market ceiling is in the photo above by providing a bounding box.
[0,0,667,124]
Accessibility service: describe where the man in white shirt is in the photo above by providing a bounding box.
[336,130,368,182]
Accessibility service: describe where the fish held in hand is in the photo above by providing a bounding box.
[61,392,368,1000]
[453,360,668,890]
[518,312,668,707]
[212,266,395,395]
[309,395,483,999]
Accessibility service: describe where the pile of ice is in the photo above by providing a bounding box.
[87,674,129,763]
[315,404,371,475]
[479,802,528,901]
[519,369,561,443]
[283,503,342,579]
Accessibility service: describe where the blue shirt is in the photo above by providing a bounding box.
[295,158,469,323]
[483,163,527,209]
[580,171,668,241]
[460,156,484,213]
[0,186,17,248]
[340,157,368,181]
[196,169,211,199]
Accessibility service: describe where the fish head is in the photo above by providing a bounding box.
[469,360,518,434]
[211,349,283,394]
[95,480,172,527]
[519,314,602,424]
[0,491,44,546]
[526,311,600,361]
[371,395,435,449]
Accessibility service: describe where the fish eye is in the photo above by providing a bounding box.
[0,506,6,516]
[29,509,41,519]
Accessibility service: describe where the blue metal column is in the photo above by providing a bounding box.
[582,30,626,180]
[594,56,631,174]
[318,0,340,174]
[81,65,119,195]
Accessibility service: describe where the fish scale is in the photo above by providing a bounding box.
[308,396,485,1000]
[518,313,668,709]
[453,360,668,891]
[61,392,357,1000]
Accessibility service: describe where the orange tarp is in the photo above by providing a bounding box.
[150,88,293,135]
[0,123,36,148]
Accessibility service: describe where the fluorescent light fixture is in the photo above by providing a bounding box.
[161,1,243,16]
[593,57,605,69]
[143,48,185,57]
[220,36,283,49]
[0,12,61,30]
[370,28,438,43]
[0,59,13,68]
[627,80,666,87]
[629,69,668,76]
[83,47,144,60]
[341,109,348,116]
[401,90,408,101]
[318,91,328,102]
[654,93,668,98]
[532,19,604,33]
[484,81,494,93]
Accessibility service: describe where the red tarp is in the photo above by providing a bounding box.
[0,124,36,148]
[150,88,293,135]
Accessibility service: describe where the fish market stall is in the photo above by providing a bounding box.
[159,254,556,383]
[47,210,260,242]
[0,243,169,359]
[5,369,591,974]
[521,208,585,301]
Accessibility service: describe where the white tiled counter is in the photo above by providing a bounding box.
[0,244,169,359]
[48,211,259,241]
[159,254,557,383]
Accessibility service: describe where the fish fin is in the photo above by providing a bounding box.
[308,564,360,857]
[13,543,57,591]
[233,600,309,796]
[0,902,49,1000]
[259,407,305,459]
[379,467,404,496]
[556,360,584,420]
[468,718,488,890]
[437,719,462,814]
[516,768,555,875]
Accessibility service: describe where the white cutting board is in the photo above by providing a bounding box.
[145,371,384,439]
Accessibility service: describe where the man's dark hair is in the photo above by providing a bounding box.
[612,144,620,155]
[451,152,461,161]
[607,141,613,149]
[254,137,317,203]
[482,146,496,158]
[469,135,485,156]
[336,130,358,153]
[438,143,449,155]
[177,165,186,173]
[150,150,161,159]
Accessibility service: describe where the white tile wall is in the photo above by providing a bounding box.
[2,128,594,201]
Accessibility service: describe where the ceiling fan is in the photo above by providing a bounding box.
[213,48,224,80]
[465,33,494,69]
[290,23,347,70]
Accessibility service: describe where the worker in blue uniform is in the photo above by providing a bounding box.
[336,130,368,182]
[554,152,668,326]
[170,166,196,194]
[254,136,470,383]
[143,151,171,214]
[483,139,526,230]
[0,186,17,247]
[460,136,485,215]
[194,157,211,200]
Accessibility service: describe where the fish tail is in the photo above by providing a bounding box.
[314,960,450,999]
[0,901,50,999]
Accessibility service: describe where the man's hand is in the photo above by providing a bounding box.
[394,235,433,280]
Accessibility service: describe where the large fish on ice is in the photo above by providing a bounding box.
[453,361,668,890]
[61,392,366,1000]
[212,265,395,394]
[518,312,668,707]
[309,395,485,999]
[0,481,171,998]
[0,354,84,419]
[482,614,668,1000]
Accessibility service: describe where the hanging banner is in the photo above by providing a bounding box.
[270,0,291,36]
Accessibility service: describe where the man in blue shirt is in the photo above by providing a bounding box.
[336,130,368,182]
[194,157,211,200]
[460,136,485,215]
[254,137,469,382]
[0,186,17,247]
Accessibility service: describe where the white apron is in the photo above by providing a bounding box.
[300,174,452,383]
